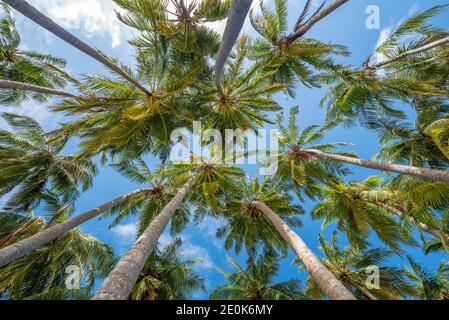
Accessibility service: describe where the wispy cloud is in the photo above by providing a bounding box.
[111,223,137,244]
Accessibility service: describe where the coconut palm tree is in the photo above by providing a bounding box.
[0,4,74,104]
[426,118,449,162]
[3,0,152,96]
[311,176,414,251]
[210,252,307,300]
[131,238,205,300]
[303,232,413,300]
[0,191,115,300]
[217,176,355,300]
[0,113,96,212]
[249,0,349,96]
[93,157,244,300]
[405,256,449,300]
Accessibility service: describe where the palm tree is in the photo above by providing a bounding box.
[426,118,449,162]
[405,256,449,300]
[218,176,355,300]
[0,113,96,211]
[312,176,414,251]
[210,252,307,300]
[3,0,152,96]
[93,157,244,300]
[249,0,349,96]
[304,232,413,300]
[0,4,75,104]
[0,191,115,300]
[132,238,205,300]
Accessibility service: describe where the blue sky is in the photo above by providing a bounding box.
[1,0,449,299]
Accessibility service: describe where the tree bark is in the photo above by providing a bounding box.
[3,0,152,96]
[374,36,449,69]
[305,149,449,184]
[0,188,151,268]
[92,177,196,300]
[0,80,77,98]
[215,0,253,96]
[255,201,356,300]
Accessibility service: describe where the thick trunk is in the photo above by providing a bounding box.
[0,80,77,98]
[374,36,449,69]
[255,201,356,300]
[0,188,150,268]
[215,0,253,96]
[92,177,196,300]
[3,0,152,96]
[286,0,349,42]
[305,149,449,184]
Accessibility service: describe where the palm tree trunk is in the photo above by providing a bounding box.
[215,0,253,96]
[374,36,449,69]
[254,201,356,300]
[3,0,152,97]
[92,177,196,300]
[286,0,349,43]
[0,80,77,98]
[305,149,449,184]
[0,188,150,268]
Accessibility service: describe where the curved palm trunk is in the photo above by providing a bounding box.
[305,149,449,184]
[3,0,152,96]
[374,36,449,69]
[0,188,150,268]
[0,80,77,98]
[215,0,253,96]
[93,177,196,300]
[286,0,349,42]
[255,201,356,300]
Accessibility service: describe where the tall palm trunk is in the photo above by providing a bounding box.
[0,188,150,268]
[93,177,196,300]
[215,0,253,96]
[3,0,152,96]
[0,80,77,98]
[305,149,449,184]
[374,36,449,69]
[254,201,356,300]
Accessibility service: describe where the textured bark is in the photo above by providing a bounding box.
[374,36,449,69]
[215,0,253,95]
[0,189,150,268]
[255,201,356,300]
[0,80,77,98]
[305,149,449,184]
[286,0,349,42]
[3,0,152,96]
[93,177,196,300]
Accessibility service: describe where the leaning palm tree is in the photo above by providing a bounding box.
[311,176,414,251]
[0,113,96,211]
[3,0,152,96]
[0,4,74,104]
[210,252,307,300]
[93,156,244,300]
[132,238,205,300]
[405,256,449,300]
[0,191,115,300]
[303,232,413,300]
[217,175,355,300]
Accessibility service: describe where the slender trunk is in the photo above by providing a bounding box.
[3,0,152,97]
[215,0,253,96]
[305,149,449,184]
[0,188,150,268]
[255,201,356,300]
[92,177,196,300]
[0,80,77,98]
[286,0,349,42]
[374,36,449,69]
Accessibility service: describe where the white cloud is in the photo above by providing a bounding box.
[32,0,123,47]
[111,223,137,243]
[181,242,214,270]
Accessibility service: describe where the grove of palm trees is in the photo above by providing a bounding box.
[1,0,449,302]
